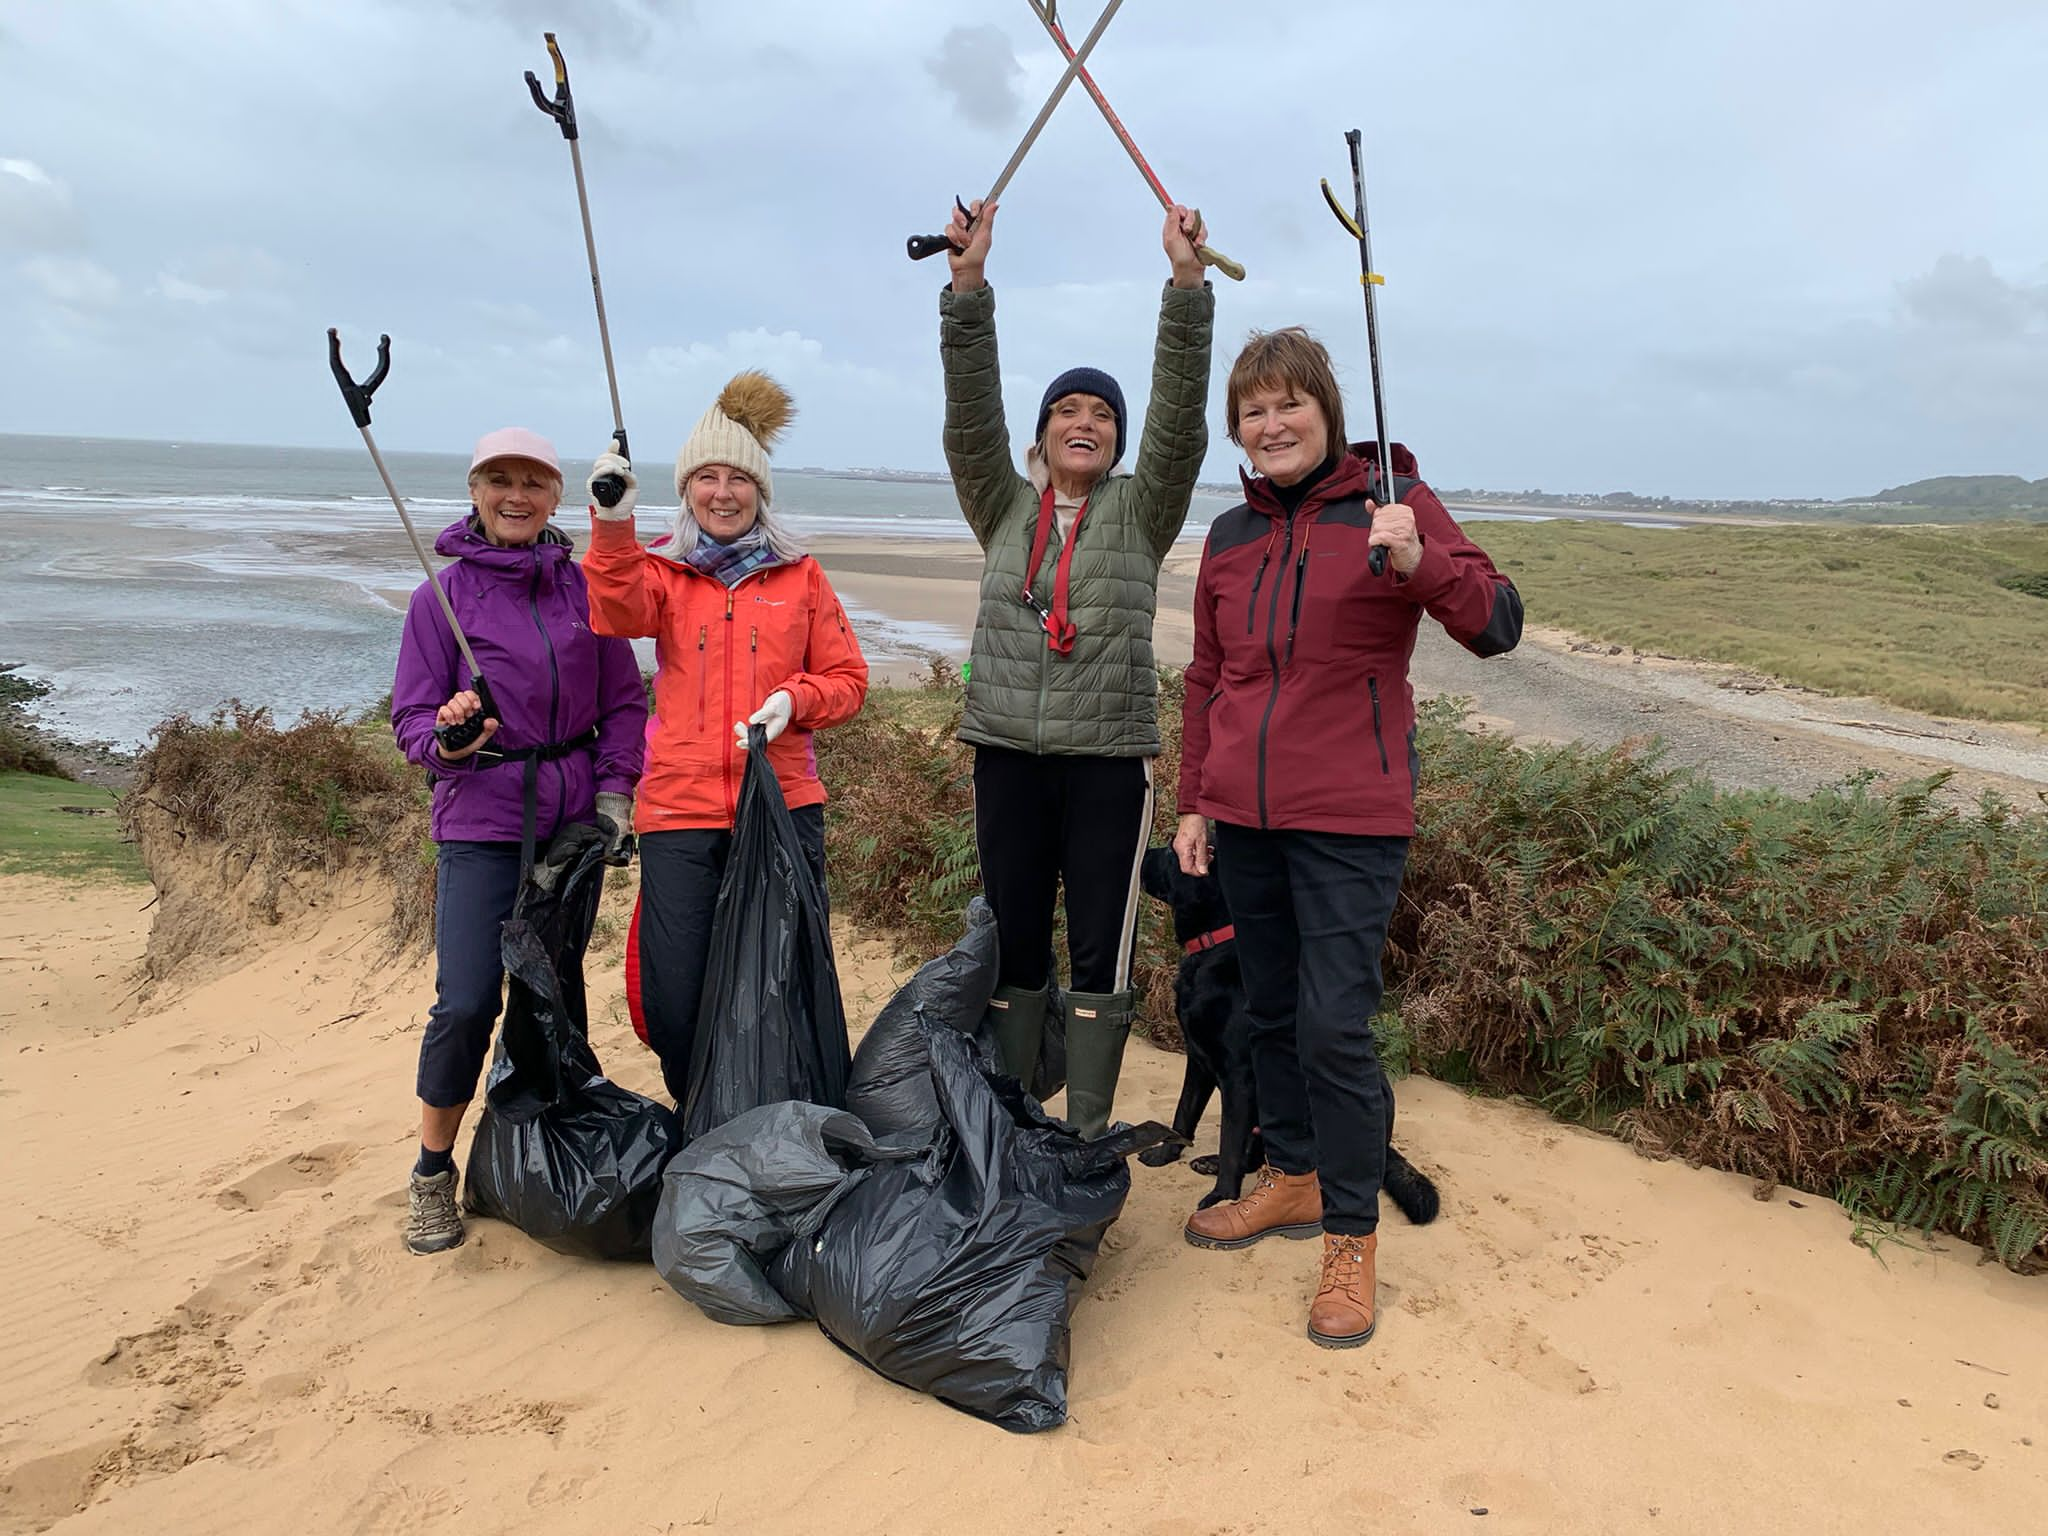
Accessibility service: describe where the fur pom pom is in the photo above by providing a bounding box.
[717,371,795,449]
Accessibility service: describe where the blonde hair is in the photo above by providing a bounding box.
[1224,327,1346,452]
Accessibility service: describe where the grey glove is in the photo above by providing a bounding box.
[594,791,635,866]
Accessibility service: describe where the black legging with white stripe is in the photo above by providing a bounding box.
[970,745,1153,993]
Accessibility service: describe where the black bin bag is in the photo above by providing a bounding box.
[682,733,851,1143]
[464,824,679,1261]
[774,1020,1177,1433]
[846,899,1066,1140]
[652,1101,919,1325]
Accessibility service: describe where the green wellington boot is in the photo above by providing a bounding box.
[1062,989,1134,1139]
[987,984,1049,1085]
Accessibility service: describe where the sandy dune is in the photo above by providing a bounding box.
[2,872,2045,1535]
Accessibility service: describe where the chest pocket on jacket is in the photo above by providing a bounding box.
[1286,544,1381,668]
[740,585,812,703]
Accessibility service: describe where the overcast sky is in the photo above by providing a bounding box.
[3,0,2044,499]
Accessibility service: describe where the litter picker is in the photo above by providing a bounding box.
[525,32,631,505]
[326,329,498,753]
[906,0,1127,261]
[1322,129,1396,576]
[1025,0,1243,280]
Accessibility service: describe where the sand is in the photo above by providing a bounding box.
[3,866,2045,1536]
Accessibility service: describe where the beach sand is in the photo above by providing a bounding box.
[2,869,2044,1535]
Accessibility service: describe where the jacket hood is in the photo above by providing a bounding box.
[432,513,575,569]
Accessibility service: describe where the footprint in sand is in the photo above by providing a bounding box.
[0,1433,129,1532]
[215,1142,360,1211]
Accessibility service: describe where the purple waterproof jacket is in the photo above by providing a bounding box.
[392,517,646,844]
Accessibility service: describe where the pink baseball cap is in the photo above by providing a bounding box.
[468,426,561,476]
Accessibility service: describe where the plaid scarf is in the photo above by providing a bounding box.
[681,524,779,587]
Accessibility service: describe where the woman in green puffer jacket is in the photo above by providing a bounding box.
[935,195,1216,1136]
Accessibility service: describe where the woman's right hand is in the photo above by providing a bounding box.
[947,198,996,290]
[1173,813,1211,877]
[433,690,498,760]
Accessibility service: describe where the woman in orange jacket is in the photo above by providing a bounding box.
[583,372,868,1104]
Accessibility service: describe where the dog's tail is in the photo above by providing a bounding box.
[1384,1147,1441,1225]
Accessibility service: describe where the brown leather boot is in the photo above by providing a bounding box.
[1183,1167,1323,1250]
[1307,1232,1378,1348]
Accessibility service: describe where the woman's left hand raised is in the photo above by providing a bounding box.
[1365,501,1424,576]
[734,689,794,748]
[1163,204,1207,290]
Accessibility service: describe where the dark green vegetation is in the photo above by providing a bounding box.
[820,677,2048,1270]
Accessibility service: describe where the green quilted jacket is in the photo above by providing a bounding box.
[941,280,1215,757]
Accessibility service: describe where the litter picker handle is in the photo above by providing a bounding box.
[434,673,502,755]
[907,232,958,262]
[327,328,389,429]
[590,425,632,509]
[524,32,577,140]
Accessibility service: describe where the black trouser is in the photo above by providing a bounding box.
[971,745,1153,994]
[1212,822,1409,1236]
[418,839,601,1108]
[637,806,827,1106]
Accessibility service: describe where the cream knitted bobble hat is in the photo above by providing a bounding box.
[674,371,795,508]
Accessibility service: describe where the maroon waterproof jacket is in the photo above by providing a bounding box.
[1179,443,1522,836]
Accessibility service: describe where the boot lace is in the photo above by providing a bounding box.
[1319,1234,1370,1293]
[410,1172,461,1242]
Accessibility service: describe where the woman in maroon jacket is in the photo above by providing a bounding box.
[1174,327,1521,1348]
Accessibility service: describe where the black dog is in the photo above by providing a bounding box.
[1137,846,1441,1225]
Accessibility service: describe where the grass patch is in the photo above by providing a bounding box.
[0,772,144,883]
[1475,519,2048,724]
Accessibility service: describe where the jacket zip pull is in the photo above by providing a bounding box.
[750,625,759,702]
[1367,675,1390,773]
[696,624,708,729]
[1284,538,1311,664]
[1245,523,1281,635]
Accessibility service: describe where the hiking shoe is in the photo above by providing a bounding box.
[1308,1232,1378,1349]
[405,1168,465,1255]
[1183,1166,1322,1250]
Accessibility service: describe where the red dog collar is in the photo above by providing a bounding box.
[1184,924,1235,955]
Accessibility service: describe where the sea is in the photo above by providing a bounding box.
[0,433,1577,750]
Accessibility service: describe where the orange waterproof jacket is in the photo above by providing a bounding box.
[584,517,869,832]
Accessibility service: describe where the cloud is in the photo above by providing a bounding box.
[0,158,84,252]
[22,255,119,312]
[152,273,226,306]
[419,0,659,57]
[1897,253,2048,338]
[925,25,1023,131]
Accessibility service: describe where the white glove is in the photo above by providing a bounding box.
[734,689,794,748]
[588,438,638,521]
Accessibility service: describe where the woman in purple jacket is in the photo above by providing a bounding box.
[389,427,647,1256]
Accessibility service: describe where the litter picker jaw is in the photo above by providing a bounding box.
[524,31,630,505]
[325,327,500,754]
[1323,128,1396,576]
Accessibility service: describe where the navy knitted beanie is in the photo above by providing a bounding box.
[1035,366,1128,466]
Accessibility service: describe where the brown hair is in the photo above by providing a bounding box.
[1224,326,1345,452]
